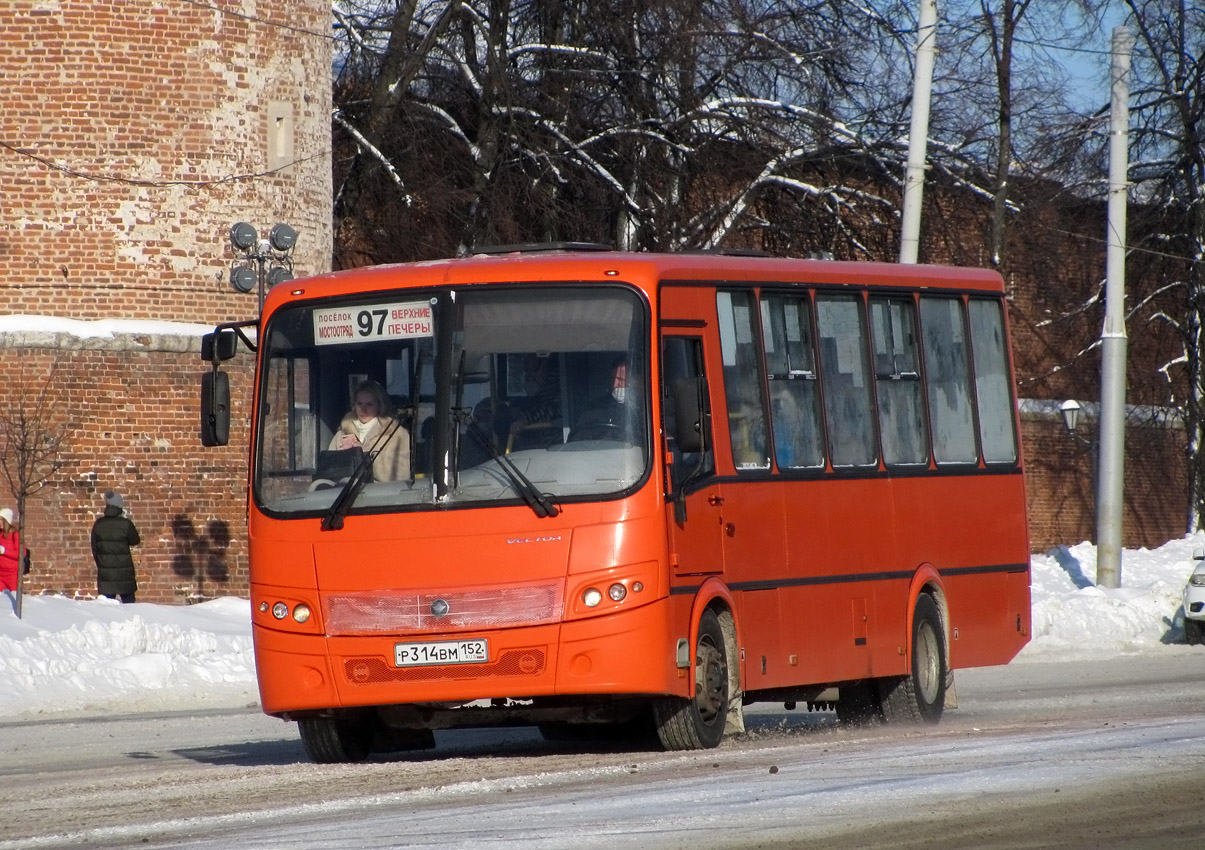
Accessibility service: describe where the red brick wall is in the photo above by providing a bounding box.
[0,0,330,603]
[1021,412,1188,552]
[0,0,332,323]
[10,347,253,601]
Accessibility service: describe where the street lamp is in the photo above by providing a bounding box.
[228,222,298,312]
[1060,399,1091,447]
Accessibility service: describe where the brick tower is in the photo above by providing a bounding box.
[1,0,332,602]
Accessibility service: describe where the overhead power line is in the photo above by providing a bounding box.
[175,0,335,40]
[0,140,328,189]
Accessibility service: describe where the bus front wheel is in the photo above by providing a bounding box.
[653,609,729,750]
[879,593,946,724]
[298,711,374,763]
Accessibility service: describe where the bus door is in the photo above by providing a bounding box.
[660,332,724,582]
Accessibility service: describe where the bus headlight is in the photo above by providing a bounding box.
[292,604,311,623]
[582,588,603,608]
[608,583,627,602]
[271,601,289,620]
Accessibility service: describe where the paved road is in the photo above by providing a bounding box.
[0,651,1201,849]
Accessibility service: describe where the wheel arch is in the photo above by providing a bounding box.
[686,577,744,735]
[906,563,954,703]
[906,564,949,670]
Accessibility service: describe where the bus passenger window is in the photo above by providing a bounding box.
[920,296,977,464]
[969,299,1018,464]
[816,295,876,467]
[870,297,928,466]
[717,290,770,470]
[760,293,823,470]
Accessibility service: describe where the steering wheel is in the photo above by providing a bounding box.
[309,477,351,491]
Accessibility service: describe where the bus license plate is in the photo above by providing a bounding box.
[395,639,489,668]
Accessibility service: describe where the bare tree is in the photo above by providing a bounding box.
[330,0,926,263]
[1120,0,1205,530]
[0,358,73,618]
[926,0,1106,271]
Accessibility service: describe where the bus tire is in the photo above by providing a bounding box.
[879,593,946,725]
[1186,618,1204,645]
[298,712,374,763]
[652,608,729,750]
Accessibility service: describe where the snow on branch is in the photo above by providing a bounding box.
[332,109,411,205]
[496,106,642,214]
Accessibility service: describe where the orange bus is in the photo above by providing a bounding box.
[201,246,1030,762]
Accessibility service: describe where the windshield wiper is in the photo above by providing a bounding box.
[321,418,405,531]
[460,412,559,519]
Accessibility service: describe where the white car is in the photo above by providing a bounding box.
[1183,549,1205,645]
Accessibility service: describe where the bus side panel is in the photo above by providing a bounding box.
[891,469,1031,669]
[721,480,788,689]
[779,478,906,686]
[939,569,1029,669]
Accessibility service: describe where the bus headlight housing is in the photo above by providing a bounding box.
[566,563,657,618]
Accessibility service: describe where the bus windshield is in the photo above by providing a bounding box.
[255,284,649,517]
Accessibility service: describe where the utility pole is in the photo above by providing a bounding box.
[1096,26,1133,589]
[899,0,938,264]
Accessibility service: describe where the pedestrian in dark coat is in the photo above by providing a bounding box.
[91,490,141,603]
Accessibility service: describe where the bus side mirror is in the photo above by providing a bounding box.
[201,369,231,447]
[673,378,707,454]
[201,329,238,363]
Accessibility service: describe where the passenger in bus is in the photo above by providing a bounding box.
[329,379,410,481]
[771,384,817,469]
[572,356,644,443]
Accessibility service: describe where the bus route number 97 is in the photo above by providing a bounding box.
[395,639,489,667]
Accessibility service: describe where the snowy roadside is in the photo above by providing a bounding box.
[0,595,258,720]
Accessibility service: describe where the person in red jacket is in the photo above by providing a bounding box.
[0,507,21,594]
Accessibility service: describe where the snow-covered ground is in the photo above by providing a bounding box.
[0,535,1201,721]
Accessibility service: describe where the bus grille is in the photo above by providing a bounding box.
[342,648,547,684]
[323,580,564,636]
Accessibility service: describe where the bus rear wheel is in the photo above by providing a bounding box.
[879,593,946,725]
[653,609,729,750]
[298,711,375,763]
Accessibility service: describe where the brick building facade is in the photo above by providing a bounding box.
[0,2,1191,604]
[1,0,330,602]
